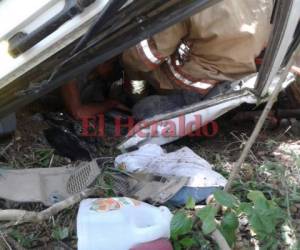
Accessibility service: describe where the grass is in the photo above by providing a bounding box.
[0,108,299,249]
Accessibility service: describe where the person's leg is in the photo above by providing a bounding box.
[131,66,204,121]
[132,94,186,121]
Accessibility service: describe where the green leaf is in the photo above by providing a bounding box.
[241,192,286,244]
[9,230,37,248]
[220,212,239,247]
[247,191,265,202]
[197,205,218,235]
[254,197,270,213]
[248,210,273,236]
[202,218,217,235]
[179,237,196,248]
[173,241,182,250]
[197,205,217,221]
[214,190,239,208]
[185,196,196,210]
[238,202,253,214]
[171,211,193,239]
[51,227,69,241]
[222,212,239,231]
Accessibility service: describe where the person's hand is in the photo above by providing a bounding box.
[291,65,300,76]
[106,99,131,112]
[114,102,131,112]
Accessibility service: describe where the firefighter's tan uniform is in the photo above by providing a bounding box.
[123,0,274,95]
[296,54,300,67]
[286,55,300,108]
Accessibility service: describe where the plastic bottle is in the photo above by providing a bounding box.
[77,197,173,250]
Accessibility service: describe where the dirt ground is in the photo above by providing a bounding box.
[0,102,299,249]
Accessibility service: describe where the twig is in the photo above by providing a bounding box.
[48,154,54,168]
[211,229,231,250]
[224,61,293,192]
[0,142,14,158]
[0,188,103,229]
[275,124,292,140]
[0,232,12,250]
[229,133,260,164]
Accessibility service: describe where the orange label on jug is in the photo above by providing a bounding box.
[90,197,141,212]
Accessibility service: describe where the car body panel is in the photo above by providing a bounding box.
[0,0,109,89]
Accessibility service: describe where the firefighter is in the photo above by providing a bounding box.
[285,56,300,108]
[63,0,274,121]
[123,0,274,120]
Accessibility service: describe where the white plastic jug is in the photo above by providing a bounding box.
[77,197,173,250]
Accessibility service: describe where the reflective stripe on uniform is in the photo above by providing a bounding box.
[136,39,166,70]
[140,39,162,65]
[167,58,213,90]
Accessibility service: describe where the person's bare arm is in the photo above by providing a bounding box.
[61,80,129,120]
[292,65,300,75]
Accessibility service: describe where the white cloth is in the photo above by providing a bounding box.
[115,144,227,188]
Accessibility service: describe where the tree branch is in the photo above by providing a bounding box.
[224,61,294,192]
[0,188,103,229]
[212,229,231,250]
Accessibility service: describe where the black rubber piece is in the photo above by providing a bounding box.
[44,127,91,161]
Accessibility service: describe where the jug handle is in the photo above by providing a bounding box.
[134,224,168,243]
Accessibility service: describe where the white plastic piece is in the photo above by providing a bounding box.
[115,144,227,188]
[118,93,256,151]
[77,197,172,250]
